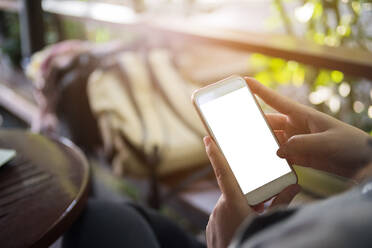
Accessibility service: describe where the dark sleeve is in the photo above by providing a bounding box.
[237,208,297,244]
[230,181,372,248]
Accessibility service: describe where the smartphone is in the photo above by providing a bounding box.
[192,75,297,205]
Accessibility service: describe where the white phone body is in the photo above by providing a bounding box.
[192,75,297,206]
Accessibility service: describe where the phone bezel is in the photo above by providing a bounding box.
[192,75,298,206]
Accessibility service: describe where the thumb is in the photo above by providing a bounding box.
[277,132,326,159]
[270,184,301,208]
[203,136,243,201]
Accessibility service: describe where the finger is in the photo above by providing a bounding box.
[265,113,288,130]
[285,155,314,168]
[204,136,243,201]
[252,203,265,213]
[270,184,301,207]
[274,130,287,145]
[245,77,305,116]
[277,132,327,159]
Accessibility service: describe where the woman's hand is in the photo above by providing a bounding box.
[245,77,372,180]
[204,136,300,248]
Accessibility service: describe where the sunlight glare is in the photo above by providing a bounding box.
[368,106,372,119]
[309,86,332,105]
[338,82,350,97]
[294,2,314,23]
[353,101,365,113]
[327,95,341,113]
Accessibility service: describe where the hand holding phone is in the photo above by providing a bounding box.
[193,75,298,205]
[204,135,300,248]
[247,77,372,181]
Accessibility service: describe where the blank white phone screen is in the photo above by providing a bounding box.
[200,86,291,194]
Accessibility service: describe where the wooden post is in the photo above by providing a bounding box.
[19,0,44,60]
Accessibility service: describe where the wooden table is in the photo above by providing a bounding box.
[0,129,90,248]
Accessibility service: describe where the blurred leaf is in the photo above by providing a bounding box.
[269,58,286,70]
[254,71,272,87]
[94,28,111,43]
[287,60,299,71]
[250,53,270,70]
[313,2,323,19]
[313,32,325,45]
[0,12,21,66]
[331,70,344,83]
[352,1,361,14]
[62,19,85,39]
[293,66,305,86]
[315,70,331,87]
[274,69,291,84]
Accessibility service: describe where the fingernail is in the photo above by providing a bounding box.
[277,148,286,158]
[203,136,211,147]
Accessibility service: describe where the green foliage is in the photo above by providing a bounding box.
[88,27,111,43]
[62,19,86,40]
[250,54,306,87]
[0,12,21,66]
[314,70,331,87]
[331,70,344,84]
[289,0,367,48]
[250,0,372,132]
[44,14,61,45]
